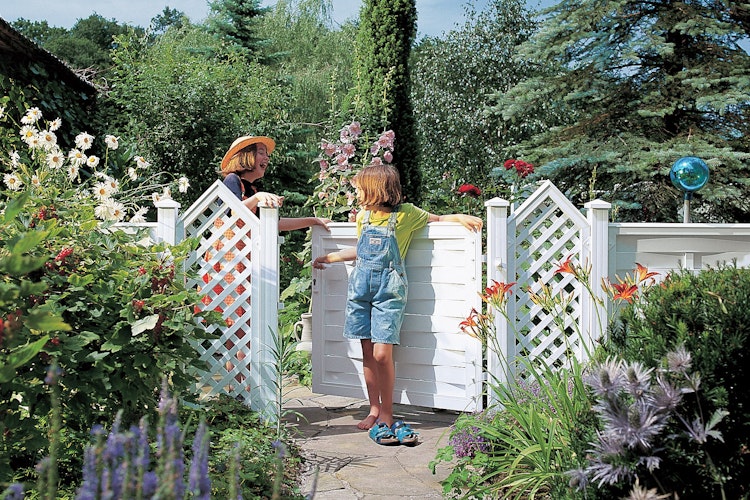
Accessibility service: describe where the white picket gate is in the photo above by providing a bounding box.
[158,181,281,420]
[310,222,484,412]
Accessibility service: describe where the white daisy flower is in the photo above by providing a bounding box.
[93,171,109,179]
[104,135,119,150]
[10,151,20,167]
[94,203,109,220]
[25,107,42,123]
[47,149,65,169]
[4,172,23,190]
[127,167,138,181]
[30,174,41,188]
[86,155,100,168]
[40,130,57,149]
[106,199,126,221]
[67,164,80,182]
[92,181,113,200]
[68,149,86,166]
[0,106,5,119]
[27,135,42,150]
[108,178,120,194]
[129,206,148,223]
[49,118,62,131]
[75,132,95,151]
[135,156,150,169]
[178,176,190,193]
[20,126,37,146]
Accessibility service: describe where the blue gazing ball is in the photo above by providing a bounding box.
[670,156,709,193]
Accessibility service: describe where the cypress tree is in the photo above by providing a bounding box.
[354,0,422,203]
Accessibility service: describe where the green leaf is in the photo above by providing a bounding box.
[2,192,30,222]
[11,230,48,254]
[0,336,49,383]
[1,254,48,275]
[132,314,160,336]
[25,308,71,332]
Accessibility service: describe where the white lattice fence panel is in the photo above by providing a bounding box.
[182,181,265,407]
[509,181,590,371]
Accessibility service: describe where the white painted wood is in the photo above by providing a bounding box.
[178,180,279,419]
[311,222,483,412]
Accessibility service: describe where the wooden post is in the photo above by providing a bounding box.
[584,199,611,352]
[154,198,182,245]
[485,197,511,404]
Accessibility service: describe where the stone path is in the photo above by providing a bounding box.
[283,383,460,499]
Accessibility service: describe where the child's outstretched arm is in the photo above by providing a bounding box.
[428,213,483,232]
[312,247,357,269]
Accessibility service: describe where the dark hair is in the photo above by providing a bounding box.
[353,164,403,208]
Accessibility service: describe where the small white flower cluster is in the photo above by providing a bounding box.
[2,107,192,223]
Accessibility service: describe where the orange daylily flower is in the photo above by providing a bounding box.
[612,282,639,303]
[482,280,516,301]
[459,309,481,338]
[634,263,659,284]
[554,255,576,275]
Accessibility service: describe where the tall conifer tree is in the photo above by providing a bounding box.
[354,0,422,203]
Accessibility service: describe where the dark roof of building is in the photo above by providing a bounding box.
[0,16,97,95]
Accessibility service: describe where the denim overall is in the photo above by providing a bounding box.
[343,208,407,345]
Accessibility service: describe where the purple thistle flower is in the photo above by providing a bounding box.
[665,345,691,373]
[651,375,683,412]
[566,468,589,491]
[623,362,653,400]
[188,422,211,500]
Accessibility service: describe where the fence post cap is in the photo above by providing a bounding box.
[485,197,510,208]
[584,199,611,209]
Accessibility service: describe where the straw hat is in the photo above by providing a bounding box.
[220,136,276,172]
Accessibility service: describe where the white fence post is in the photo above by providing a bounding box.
[154,198,183,245]
[485,197,512,403]
[252,205,280,421]
[584,199,611,352]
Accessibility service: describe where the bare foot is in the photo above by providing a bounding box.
[357,414,379,430]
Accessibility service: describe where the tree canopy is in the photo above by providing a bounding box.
[490,0,750,222]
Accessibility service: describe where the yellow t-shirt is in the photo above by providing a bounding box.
[356,203,430,259]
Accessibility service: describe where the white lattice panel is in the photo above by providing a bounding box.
[507,181,591,372]
[182,181,278,413]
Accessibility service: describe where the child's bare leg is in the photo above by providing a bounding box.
[372,342,395,427]
[358,339,380,429]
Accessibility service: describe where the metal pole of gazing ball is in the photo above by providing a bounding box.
[670,156,710,223]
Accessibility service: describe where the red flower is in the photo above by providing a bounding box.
[503,159,535,178]
[457,184,482,198]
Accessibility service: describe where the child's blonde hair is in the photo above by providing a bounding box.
[221,145,258,177]
[353,164,403,208]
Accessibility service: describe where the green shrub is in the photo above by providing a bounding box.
[0,104,219,487]
[611,265,750,499]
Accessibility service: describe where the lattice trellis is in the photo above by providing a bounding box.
[181,181,279,414]
[512,191,588,369]
[486,181,598,390]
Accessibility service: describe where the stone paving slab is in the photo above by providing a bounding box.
[283,383,460,499]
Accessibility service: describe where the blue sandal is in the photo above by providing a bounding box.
[391,420,419,445]
[369,422,399,445]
